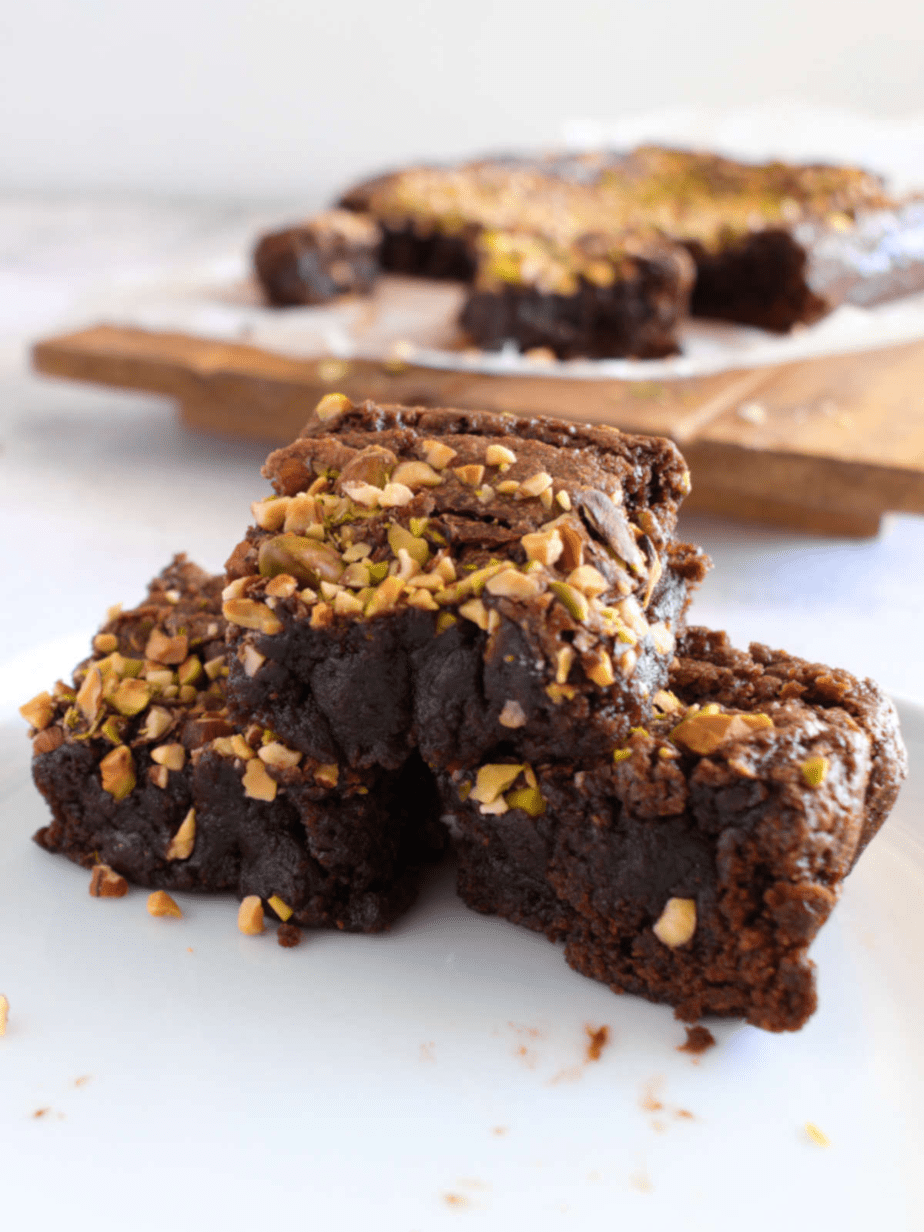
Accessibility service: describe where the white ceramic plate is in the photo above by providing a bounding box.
[1,702,922,1232]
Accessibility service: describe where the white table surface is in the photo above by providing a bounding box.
[1,194,923,723]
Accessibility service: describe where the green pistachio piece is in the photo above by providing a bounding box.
[387,523,430,567]
[505,786,546,816]
[258,534,345,587]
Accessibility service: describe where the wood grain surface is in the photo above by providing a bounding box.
[32,324,924,536]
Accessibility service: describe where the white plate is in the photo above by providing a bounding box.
[1,702,922,1232]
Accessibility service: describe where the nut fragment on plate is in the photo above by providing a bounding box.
[89,864,128,898]
[147,890,182,918]
[0,994,7,1036]
[238,895,265,935]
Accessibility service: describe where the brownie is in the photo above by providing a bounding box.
[443,630,906,1032]
[254,209,381,307]
[335,146,913,348]
[23,556,444,933]
[222,396,709,770]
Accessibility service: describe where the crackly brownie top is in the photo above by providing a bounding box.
[341,145,890,261]
[222,397,700,691]
[19,555,370,803]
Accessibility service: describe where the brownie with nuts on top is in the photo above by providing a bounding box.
[254,209,381,307]
[221,395,709,771]
[442,627,905,1032]
[23,556,444,933]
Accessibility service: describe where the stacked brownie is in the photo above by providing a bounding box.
[255,146,924,358]
[22,397,906,1030]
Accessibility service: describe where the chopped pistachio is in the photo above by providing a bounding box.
[265,574,299,600]
[315,392,351,421]
[388,523,430,566]
[539,487,554,510]
[334,590,364,616]
[166,808,196,861]
[505,786,546,816]
[223,599,283,636]
[556,490,572,511]
[496,479,520,495]
[549,581,590,623]
[420,439,458,469]
[147,890,182,918]
[517,471,553,498]
[801,755,830,788]
[406,589,439,612]
[585,651,616,688]
[378,482,415,508]
[485,569,543,600]
[653,897,697,948]
[176,656,202,687]
[453,463,485,486]
[242,757,277,802]
[390,460,444,489]
[237,895,265,934]
[310,601,334,629]
[76,666,104,723]
[435,612,457,635]
[365,575,404,616]
[471,763,524,805]
[139,706,173,742]
[251,495,290,532]
[458,598,491,630]
[521,529,563,568]
[485,443,517,468]
[100,716,125,744]
[204,655,226,681]
[19,691,54,731]
[612,747,633,763]
[93,633,119,654]
[109,678,152,718]
[151,743,185,772]
[100,745,135,801]
[314,763,339,788]
[268,895,293,922]
[145,629,189,666]
[258,742,302,769]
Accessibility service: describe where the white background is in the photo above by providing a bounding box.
[2,0,924,201]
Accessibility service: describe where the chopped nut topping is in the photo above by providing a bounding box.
[521,528,563,567]
[258,742,302,769]
[471,763,524,805]
[150,743,185,771]
[149,764,169,789]
[110,678,152,717]
[485,443,517,468]
[100,745,135,801]
[33,726,64,755]
[505,785,546,816]
[144,629,189,666]
[147,890,182,918]
[653,690,683,713]
[518,471,553,498]
[567,565,608,598]
[89,864,128,897]
[620,647,638,678]
[277,923,301,947]
[242,645,267,677]
[342,480,383,507]
[453,463,485,486]
[653,897,697,948]
[556,490,572,511]
[223,599,283,636]
[485,568,543,600]
[76,667,104,723]
[435,612,457,635]
[238,895,265,935]
[801,755,830,787]
[265,574,298,600]
[166,809,196,861]
[407,589,439,611]
[267,894,293,922]
[649,622,674,656]
[315,392,351,421]
[555,646,575,684]
[585,651,616,688]
[458,598,491,630]
[314,763,339,788]
[420,439,458,469]
[498,699,527,728]
[391,460,444,489]
[242,757,277,801]
[539,487,554,510]
[251,495,290,532]
[93,633,119,654]
[366,576,404,616]
[549,581,590,623]
[283,491,322,533]
[671,711,774,755]
[19,691,55,731]
[332,590,363,616]
[612,747,633,763]
[496,479,520,495]
[311,601,333,628]
[378,482,416,508]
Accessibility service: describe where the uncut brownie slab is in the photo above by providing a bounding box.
[254,209,381,307]
[442,629,906,1032]
[22,556,442,933]
[222,396,708,771]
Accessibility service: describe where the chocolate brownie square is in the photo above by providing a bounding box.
[23,556,443,932]
[222,396,708,770]
[254,209,381,307]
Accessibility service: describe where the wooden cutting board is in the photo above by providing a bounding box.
[32,324,924,537]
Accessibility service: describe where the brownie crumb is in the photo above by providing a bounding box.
[585,1024,610,1062]
[277,922,302,948]
[678,1025,716,1055]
